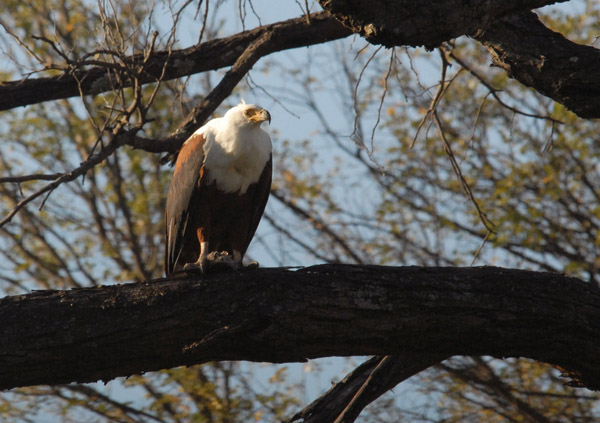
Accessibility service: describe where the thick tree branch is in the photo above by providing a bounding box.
[317,0,566,48]
[287,354,448,423]
[0,12,350,112]
[2,1,597,120]
[1,265,599,393]
[475,11,600,119]
[318,0,600,119]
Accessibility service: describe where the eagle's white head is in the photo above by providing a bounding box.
[223,103,271,129]
[202,102,272,194]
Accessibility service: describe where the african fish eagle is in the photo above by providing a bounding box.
[165,103,272,275]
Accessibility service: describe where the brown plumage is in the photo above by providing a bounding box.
[165,103,272,275]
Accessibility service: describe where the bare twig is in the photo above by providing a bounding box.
[351,45,383,151]
[369,48,395,148]
[412,47,458,148]
[433,111,495,233]
[447,48,562,125]
[0,133,121,229]
[271,189,366,265]
[0,18,45,66]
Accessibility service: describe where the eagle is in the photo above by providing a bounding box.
[165,103,272,275]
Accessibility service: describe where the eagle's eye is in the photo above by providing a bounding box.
[243,109,252,116]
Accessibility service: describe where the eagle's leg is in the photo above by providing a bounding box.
[183,241,210,273]
[233,250,259,271]
[232,250,244,269]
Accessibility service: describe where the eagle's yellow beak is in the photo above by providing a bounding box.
[249,108,271,125]
[258,109,271,124]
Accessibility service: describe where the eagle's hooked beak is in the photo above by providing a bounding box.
[262,109,271,125]
[248,107,271,125]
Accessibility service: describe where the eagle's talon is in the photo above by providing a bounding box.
[244,261,259,271]
[183,260,208,274]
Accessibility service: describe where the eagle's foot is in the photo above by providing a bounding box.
[243,261,260,271]
[183,252,245,274]
[183,257,209,274]
[203,251,241,272]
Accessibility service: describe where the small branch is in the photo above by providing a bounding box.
[0,137,122,229]
[270,190,366,264]
[412,47,456,148]
[433,111,496,233]
[0,173,64,184]
[446,48,562,124]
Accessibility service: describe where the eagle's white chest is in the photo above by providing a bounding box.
[202,124,271,194]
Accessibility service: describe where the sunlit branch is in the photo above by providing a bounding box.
[433,111,495,234]
[262,213,339,264]
[0,12,350,112]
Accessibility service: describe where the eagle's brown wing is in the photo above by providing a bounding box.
[165,133,206,275]
[241,155,272,258]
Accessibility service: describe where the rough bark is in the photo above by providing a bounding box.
[317,0,566,48]
[1,265,599,393]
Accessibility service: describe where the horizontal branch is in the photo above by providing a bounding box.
[1,265,599,392]
[0,173,63,183]
[0,12,351,112]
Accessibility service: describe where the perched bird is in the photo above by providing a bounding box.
[165,102,272,275]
